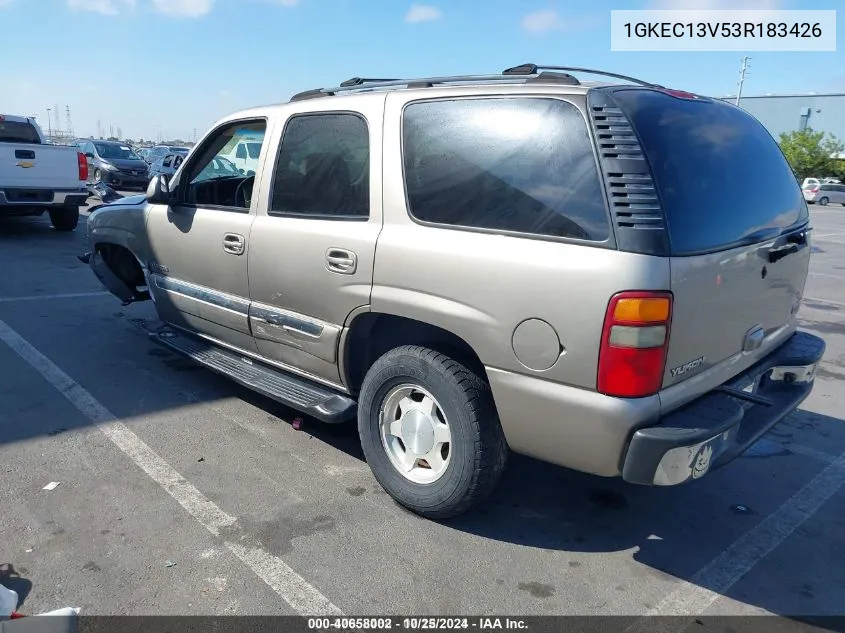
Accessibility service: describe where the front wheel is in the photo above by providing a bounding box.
[49,206,79,231]
[358,345,508,519]
[819,196,829,206]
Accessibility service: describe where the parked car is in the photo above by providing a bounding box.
[148,153,236,181]
[75,139,149,190]
[218,138,261,175]
[140,145,189,165]
[804,182,845,206]
[83,64,825,519]
[0,113,87,230]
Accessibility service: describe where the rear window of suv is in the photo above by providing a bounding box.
[402,97,610,242]
[0,120,41,144]
[611,89,808,255]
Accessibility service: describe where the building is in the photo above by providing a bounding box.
[718,93,845,142]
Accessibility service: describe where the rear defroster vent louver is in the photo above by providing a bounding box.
[587,90,669,256]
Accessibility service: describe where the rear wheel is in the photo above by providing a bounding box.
[819,196,829,206]
[357,345,508,519]
[94,168,103,183]
[49,206,79,232]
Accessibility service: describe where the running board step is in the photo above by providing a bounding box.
[150,329,356,424]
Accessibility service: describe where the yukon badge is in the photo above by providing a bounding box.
[670,356,705,378]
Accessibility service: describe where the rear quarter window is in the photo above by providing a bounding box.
[402,97,611,242]
[611,89,807,255]
[0,120,41,144]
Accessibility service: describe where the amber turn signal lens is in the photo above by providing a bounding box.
[613,297,670,323]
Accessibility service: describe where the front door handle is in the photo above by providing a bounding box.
[326,248,357,274]
[223,233,245,255]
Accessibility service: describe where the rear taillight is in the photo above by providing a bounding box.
[598,291,673,398]
[77,152,88,181]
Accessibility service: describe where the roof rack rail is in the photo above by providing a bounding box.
[339,77,401,87]
[291,64,650,103]
[503,63,662,88]
[289,71,579,102]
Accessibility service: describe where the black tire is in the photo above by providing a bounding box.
[819,196,829,206]
[94,168,103,183]
[358,345,508,519]
[49,206,79,231]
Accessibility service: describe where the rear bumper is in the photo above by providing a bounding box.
[622,331,825,486]
[0,187,88,208]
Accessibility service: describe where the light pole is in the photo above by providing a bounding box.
[46,108,53,140]
[736,56,751,107]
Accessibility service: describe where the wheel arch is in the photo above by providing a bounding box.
[340,311,488,395]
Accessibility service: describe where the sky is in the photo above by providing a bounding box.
[0,0,841,141]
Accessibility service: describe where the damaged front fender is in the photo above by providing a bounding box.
[84,192,152,306]
[89,249,150,306]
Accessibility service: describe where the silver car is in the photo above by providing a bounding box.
[804,182,845,206]
[84,64,825,518]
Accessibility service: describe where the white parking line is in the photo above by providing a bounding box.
[625,450,845,628]
[803,296,845,308]
[0,319,343,617]
[0,291,110,303]
[785,442,837,464]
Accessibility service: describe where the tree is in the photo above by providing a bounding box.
[778,129,844,180]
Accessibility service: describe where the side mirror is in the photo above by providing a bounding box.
[146,174,173,204]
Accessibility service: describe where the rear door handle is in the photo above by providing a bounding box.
[326,248,357,274]
[223,233,245,255]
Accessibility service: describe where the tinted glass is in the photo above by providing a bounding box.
[246,142,262,159]
[0,120,41,144]
[612,89,808,255]
[270,114,369,218]
[402,98,609,241]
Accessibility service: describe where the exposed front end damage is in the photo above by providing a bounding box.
[82,193,152,306]
[89,246,150,306]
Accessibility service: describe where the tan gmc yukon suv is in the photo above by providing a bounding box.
[83,64,825,519]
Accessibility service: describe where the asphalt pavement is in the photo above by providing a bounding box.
[0,195,843,617]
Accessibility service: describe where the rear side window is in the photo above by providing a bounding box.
[0,120,41,144]
[612,89,808,255]
[402,98,610,242]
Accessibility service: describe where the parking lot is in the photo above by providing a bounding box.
[0,195,843,618]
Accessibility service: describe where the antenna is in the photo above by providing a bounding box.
[736,56,751,107]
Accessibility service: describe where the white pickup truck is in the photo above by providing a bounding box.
[0,114,89,231]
